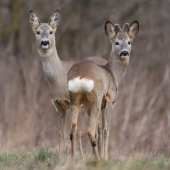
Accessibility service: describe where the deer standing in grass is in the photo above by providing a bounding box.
[68,20,139,163]
[28,10,107,164]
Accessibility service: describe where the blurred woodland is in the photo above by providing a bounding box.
[0,0,170,157]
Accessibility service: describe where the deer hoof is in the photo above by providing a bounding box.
[70,134,73,141]
[92,141,97,147]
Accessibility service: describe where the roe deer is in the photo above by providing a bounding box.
[68,20,139,163]
[28,10,107,164]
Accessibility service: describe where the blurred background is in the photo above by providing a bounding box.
[0,0,170,157]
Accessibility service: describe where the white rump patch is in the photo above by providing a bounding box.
[68,77,94,93]
[38,48,53,57]
[42,62,53,76]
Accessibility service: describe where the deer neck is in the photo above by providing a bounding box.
[38,47,64,78]
[107,49,129,88]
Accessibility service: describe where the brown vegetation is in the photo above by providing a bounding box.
[0,0,170,157]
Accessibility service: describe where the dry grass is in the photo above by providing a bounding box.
[0,148,170,170]
[0,0,170,159]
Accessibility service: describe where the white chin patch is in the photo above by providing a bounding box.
[42,45,49,49]
[38,48,53,57]
[121,55,129,59]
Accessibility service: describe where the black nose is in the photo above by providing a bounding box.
[41,40,49,46]
[120,51,129,56]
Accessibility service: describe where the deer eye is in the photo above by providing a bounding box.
[50,31,53,34]
[115,42,119,45]
[37,31,40,35]
[128,41,131,45]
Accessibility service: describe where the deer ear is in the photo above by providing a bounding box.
[28,11,41,31]
[49,10,61,29]
[128,20,139,38]
[105,21,116,39]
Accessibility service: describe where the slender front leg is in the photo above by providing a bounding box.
[102,109,105,158]
[103,127,109,159]
[98,119,103,157]
[76,130,84,160]
[54,102,66,165]
[71,104,79,165]
[103,101,114,159]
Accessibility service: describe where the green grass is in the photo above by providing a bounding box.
[0,148,169,170]
[0,148,59,170]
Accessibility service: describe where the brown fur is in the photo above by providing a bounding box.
[68,20,139,162]
[29,10,108,165]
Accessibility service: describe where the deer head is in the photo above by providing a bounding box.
[28,10,61,54]
[105,20,139,60]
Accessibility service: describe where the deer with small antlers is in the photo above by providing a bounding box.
[68,20,139,163]
[28,10,108,164]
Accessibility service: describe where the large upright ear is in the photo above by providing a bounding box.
[128,20,139,39]
[48,10,61,29]
[105,21,116,39]
[28,11,41,31]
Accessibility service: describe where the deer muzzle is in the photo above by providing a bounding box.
[41,39,50,49]
[120,51,129,58]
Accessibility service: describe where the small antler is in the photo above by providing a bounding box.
[114,24,121,33]
[123,23,129,32]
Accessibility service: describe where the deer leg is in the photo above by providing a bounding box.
[87,110,101,157]
[103,101,114,159]
[76,130,84,160]
[70,104,79,165]
[76,109,84,160]
[98,118,103,157]
[102,109,106,159]
[103,125,109,159]
[87,105,101,158]
[55,105,66,165]
[94,120,103,157]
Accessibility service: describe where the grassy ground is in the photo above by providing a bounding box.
[0,148,169,170]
